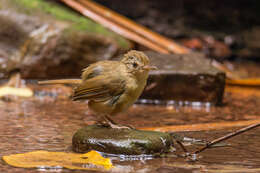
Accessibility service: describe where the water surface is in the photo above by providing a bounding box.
[0,84,260,172]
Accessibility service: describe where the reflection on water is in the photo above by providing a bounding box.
[138,99,212,107]
[102,153,154,162]
[0,84,260,172]
[138,99,212,113]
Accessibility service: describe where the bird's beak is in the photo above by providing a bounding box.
[143,65,158,71]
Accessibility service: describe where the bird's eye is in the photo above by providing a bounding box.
[133,63,138,68]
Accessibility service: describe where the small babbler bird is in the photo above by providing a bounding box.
[39,50,157,129]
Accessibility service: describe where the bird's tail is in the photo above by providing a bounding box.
[38,79,81,85]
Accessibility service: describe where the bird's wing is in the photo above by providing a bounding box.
[81,61,117,81]
[72,74,126,104]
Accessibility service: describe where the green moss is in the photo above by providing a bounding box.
[11,0,130,49]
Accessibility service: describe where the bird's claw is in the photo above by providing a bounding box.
[109,123,133,129]
[97,121,133,129]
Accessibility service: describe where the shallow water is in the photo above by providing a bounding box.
[0,84,260,173]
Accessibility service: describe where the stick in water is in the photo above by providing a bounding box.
[194,123,260,154]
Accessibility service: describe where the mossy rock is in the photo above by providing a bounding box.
[9,0,130,49]
[72,125,174,155]
[0,0,131,78]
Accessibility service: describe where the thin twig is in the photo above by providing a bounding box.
[194,123,260,154]
[226,78,260,86]
[176,140,188,153]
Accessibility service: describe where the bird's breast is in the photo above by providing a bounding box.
[112,77,147,113]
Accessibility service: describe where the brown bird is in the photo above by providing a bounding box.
[39,50,156,129]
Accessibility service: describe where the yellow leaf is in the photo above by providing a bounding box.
[3,150,113,171]
[0,86,33,97]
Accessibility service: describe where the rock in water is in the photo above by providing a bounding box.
[72,125,174,155]
[141,51,226,105]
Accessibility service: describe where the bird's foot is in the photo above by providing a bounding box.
[109,123,133,129]
[96,115,134,129]
[96,120,133,129]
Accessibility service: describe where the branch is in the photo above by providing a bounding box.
[194,123,260,154]
[78,0,190,54]
[60,0,169,53]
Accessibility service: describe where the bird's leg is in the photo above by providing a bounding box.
[102,115,133,129]
[95,114,110,127]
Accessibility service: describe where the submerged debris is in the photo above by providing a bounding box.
[0,86,33,98]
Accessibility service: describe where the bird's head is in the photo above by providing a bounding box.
[121,50,157,79]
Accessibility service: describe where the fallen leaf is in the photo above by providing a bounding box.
[0,86,33,97]
[2,150,113,171]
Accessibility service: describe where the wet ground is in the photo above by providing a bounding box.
[0,81,260,173]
